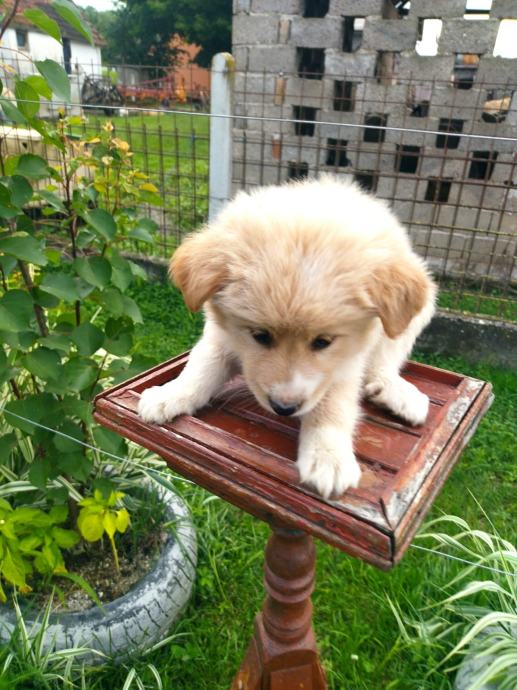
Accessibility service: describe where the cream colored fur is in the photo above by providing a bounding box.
[138,177,437,499]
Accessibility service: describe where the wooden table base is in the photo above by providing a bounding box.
[231,527,327,690]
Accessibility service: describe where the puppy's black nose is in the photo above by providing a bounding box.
[268,397,300,416]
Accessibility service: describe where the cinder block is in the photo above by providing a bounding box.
[491,153,515,183]
[234,0,251,13]
[234,72,277,102]
[246,46,297,72]
[285,76,326,101]
[318,115,363,142]
[233,46,250,71]
[429,85,482,110]
[438,20,500,55]
[500,213,517,235]
[325,50,377,76]
[363,18,419,51]
[398,55,455,79]
[410,0,465,18]
[290,17,342,49]
[476,57,517,87]
[252,0,300,12]
[491,0,517,18]
[329,0,384,15]
[233,15,280,45]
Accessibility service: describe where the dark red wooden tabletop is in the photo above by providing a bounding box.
[93,354,493,570]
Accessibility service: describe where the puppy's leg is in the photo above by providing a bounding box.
[138,319,236,424]
[298,372,363,499]
[364,301,435,426]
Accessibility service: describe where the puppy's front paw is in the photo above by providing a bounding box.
[297,426,361,499]
[138,382,197,424]
[365,376,429,426]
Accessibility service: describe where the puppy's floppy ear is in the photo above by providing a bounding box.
[169,226,228,311]
[367,255,433,339]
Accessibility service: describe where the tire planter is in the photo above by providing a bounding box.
[454,625,517,690]
[0,484,197,663]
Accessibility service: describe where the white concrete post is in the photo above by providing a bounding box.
[209,52,234,221]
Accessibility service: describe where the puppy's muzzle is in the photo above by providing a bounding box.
[268,396,301,417]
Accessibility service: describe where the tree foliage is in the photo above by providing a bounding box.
[83,0,232,68]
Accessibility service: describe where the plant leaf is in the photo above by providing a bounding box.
[74,256,112,289]
[15,153,50,180]
[0,233,47,265]
[71,321,104,356]
[53,0,94,45]
[25,74,53,101]
[24,7,62,43]
[84,208,117,241]
[15,79,40,119]
[35,60,71,103]
[77,510,104,542]
[0,97,27,124]
[24,346,62,381]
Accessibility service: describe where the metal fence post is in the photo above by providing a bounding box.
[209,52,234,221]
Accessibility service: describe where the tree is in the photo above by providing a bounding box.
[85,0,232,68]
[175,0,232,68]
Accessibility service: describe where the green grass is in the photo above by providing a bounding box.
[1,280,514,689]
[119,281,517,690]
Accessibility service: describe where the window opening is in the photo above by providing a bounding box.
[364,114,388,143]
[293,106,318,136]
[436,118,464,149]
[452,53,480,89]
[326,139,349,167]
[343,17,364,52]
[288,162,309,180]
[16,30,28,48]
[396,145,421,174]
[425,178,452,203]
[482,90,512,122]
[303,0,329,18]
[354,171,379,192]
[333,80,357,112]
[297,48,325,80]
[416,19,442,56]
[468,150,498,179]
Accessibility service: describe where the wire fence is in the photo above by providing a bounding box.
[0,55,515,321]
[232,67,517,322]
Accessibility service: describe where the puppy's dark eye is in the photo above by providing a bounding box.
[310,336,333,351]
[251,329,274,347]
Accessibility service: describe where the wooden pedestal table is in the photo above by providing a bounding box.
[94,354,492,690]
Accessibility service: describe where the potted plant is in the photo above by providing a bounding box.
[0,1,196,660]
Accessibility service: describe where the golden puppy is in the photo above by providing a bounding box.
[138,177,436,498]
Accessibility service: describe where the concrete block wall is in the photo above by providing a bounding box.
[231,0,517,283]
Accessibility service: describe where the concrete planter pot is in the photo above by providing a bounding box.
[454,625,517,690]
[0,484,197,663]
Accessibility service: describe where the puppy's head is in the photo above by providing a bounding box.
[171,181,434,417]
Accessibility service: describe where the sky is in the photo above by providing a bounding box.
[75,0,118,10]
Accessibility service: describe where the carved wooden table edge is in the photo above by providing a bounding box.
[93,353,493,690]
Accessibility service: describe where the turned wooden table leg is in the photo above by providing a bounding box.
[231,526,328,690]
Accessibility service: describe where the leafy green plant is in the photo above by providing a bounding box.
[77,490,130,571]
[0,2,164,592]
[0,498,78,602]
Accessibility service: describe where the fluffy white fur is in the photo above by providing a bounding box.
[138,177,436,499]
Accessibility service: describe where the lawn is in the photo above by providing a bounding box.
[1,279,513,689]
[75,280,514,690]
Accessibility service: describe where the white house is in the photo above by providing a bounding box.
[0,0,104,114]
